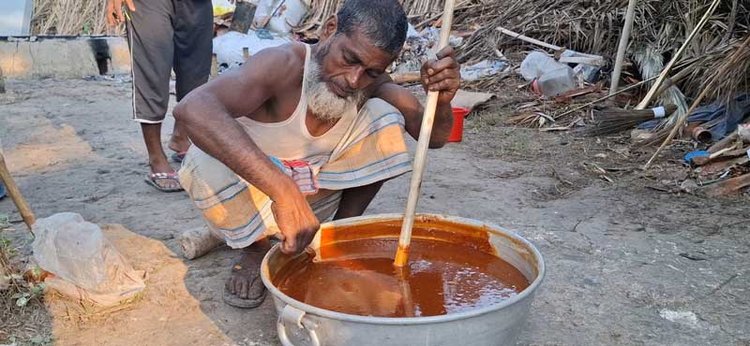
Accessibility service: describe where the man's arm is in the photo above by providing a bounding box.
[173,46,319,254]
[372,47,460,148]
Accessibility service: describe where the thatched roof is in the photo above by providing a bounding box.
[299,0,748,105]
[29,0,749,105]
[31,0,115,36]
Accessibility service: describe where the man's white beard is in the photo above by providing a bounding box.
[304,58,362,122]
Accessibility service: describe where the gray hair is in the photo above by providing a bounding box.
[335,0,408,55]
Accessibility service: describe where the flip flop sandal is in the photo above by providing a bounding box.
[145,172,184,192]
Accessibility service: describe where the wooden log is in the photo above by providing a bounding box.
[178,227,224,260]
[390,71,421,84]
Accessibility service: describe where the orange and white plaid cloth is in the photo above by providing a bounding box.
[178,98,411,249]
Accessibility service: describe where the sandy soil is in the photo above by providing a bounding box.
[0,78,748,345]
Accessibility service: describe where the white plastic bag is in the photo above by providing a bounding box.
[212,31,290,72]
[252,0,309,34]
[32,213,145,307]
[252,0,276,29]
[267,0,308,34]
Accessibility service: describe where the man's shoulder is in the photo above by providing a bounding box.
[244,42,306,79]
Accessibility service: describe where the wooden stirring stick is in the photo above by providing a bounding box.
[394,0,457,268]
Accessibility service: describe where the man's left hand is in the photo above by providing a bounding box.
[421,46,460,104]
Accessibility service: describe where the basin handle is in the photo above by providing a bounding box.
[277,304,321,346]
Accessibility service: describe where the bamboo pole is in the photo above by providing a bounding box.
[0,152,36,233]
[610,0,638,95]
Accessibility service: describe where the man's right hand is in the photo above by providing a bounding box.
[271,189,320,255]
[106,0,136,26]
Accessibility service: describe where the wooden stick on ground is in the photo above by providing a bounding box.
[610,0,638,95]
[496,26,604,62]
[496,26,562,51]
[0,152,36,232]
[394,0,457,268]
[635,0,722,110]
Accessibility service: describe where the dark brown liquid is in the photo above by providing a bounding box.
[273,231,530,318]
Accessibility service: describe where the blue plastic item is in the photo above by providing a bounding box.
[684,150,710,165]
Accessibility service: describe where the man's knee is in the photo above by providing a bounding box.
[178,147,240,201]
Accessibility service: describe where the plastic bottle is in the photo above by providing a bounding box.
[520,51,553,81]
[536,66,576,97]
[520,51,576,97]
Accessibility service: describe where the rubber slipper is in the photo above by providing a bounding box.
[145,172,184,192]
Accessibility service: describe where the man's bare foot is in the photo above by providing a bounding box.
[167,135,190,163]
[168,121,191,162]
[223,238,271,308]
[167,135,190,155]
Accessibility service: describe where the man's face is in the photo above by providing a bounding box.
[306,27,397,120]
[317,28,396,97]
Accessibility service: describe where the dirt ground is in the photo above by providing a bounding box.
[1,78,748,345]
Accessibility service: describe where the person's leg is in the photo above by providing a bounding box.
[167,117,189,158]
[179,147,274,308]
[141,124,180,190]
[333,180,385,220]
[127,0,180,190]
[170,0,213,158]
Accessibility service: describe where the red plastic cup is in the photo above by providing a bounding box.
[449,107,469,143]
